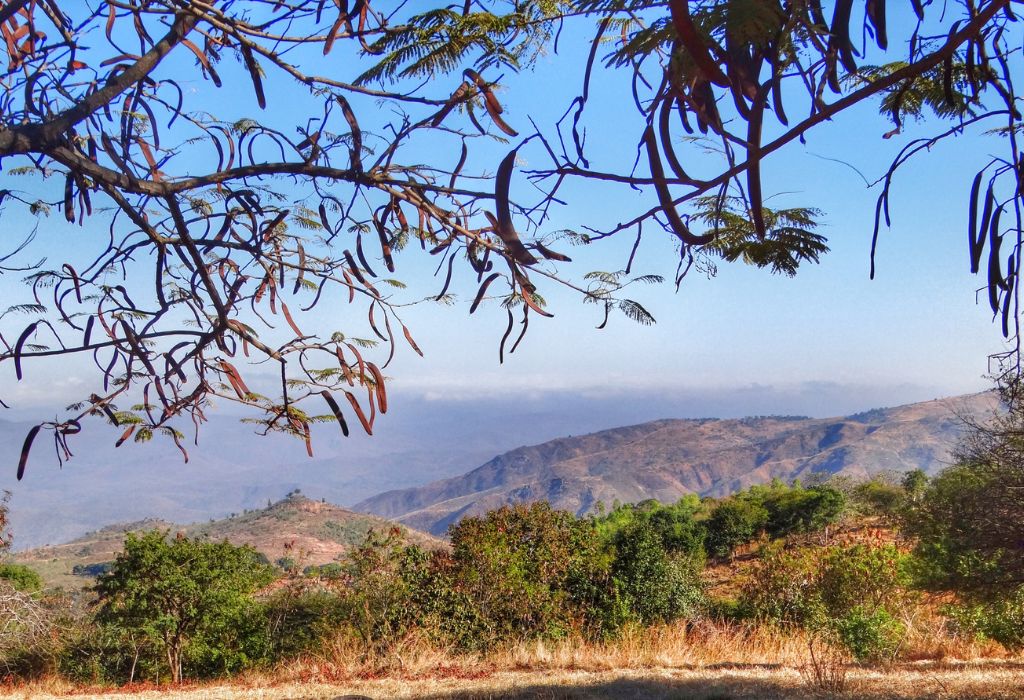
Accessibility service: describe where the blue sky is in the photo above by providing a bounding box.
[0,4,1006,423]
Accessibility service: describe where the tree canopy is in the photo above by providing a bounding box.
[0,0,1021,469]
[95,530,274,683]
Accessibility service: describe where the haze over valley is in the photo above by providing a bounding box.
[2,387,996,550]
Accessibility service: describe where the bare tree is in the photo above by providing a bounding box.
[0,1,1020,473]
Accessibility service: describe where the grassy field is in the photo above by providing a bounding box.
[5,620,1021,699]
[7,663,1024,699]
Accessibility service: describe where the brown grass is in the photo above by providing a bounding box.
[6,619,1021,700]
[8,664,1024,700]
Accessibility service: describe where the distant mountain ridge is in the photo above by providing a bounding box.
[355,392,999,535]
[14,493,443,589]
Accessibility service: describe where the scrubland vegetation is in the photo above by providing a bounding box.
[4,397,1024,697]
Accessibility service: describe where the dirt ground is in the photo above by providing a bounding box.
[7,662,1024,700]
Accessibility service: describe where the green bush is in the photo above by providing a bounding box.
[850,476,906,517]
[747,481,846,538]
[335,527,420,654]
[610,519,704,625]
[445,502,615,647]
[0,563,43,593]
[58,618,164,685]
[944,586,1024,650]
[705,498,768,557]
[833,607,905,663]
[264,589,348,658]
[95,531,276,683]
[595,495,706,557]
[400,546,490,649]
[900,396,1024,651]
[739,541,911,661]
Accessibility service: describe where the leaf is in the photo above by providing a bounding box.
[619,299,656,326]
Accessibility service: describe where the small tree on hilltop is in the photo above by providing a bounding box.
[95,531,275,683]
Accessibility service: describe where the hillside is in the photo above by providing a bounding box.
[14,493,443,589]
[356,392,999,535]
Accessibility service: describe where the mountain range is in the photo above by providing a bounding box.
[1,389,997,550]
[355,392,998,535]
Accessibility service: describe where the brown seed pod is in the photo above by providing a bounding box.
[643,126,714,246]
[16,424,41,480]
[13,322,37,380]
[239,42,266,109]
[470,272,501,314]
[668,0,730,88]
[115,425,137,447]
[366,361,387,413]
[402,323,424,357]
[281,302,303,336]
[344,391,373,435]
[320,390,350,437]
[494,149,539,265]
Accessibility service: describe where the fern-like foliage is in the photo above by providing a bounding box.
[856,60,991,126]
[694,197,828,277]
[358,3,567,85]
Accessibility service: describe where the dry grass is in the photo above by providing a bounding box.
[6,619,1021,699]
[8,664,1024,700]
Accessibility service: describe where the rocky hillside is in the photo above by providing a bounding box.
[356,392,999,536]
[14,493,442,589]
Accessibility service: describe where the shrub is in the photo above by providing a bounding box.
[335,527,420,654]
[0,563,43,593]
[944,586,1024,650]
[595,495,706,558]
[264,589,348,659]
[739,541,911,661]
[851,477,906,517]
[95,531,276,683]
[445,502,615,647]
[0,581,60,678]
[705,498,768,557]
[752,482,846,538]
[400,546,490,649]
[610,519,704,625]
[71,562,113,577]
[833,606,905,663]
